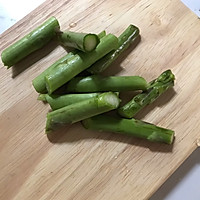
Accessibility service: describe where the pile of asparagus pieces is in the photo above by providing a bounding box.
[1,17,175,144]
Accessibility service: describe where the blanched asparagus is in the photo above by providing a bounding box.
[1,17,60,68]
[66,75,147,92]
[32,52,74,93]
[38,93,100,110]
[58,31,100,52]
[118,70,175,118]
[46,92,120,132]
[82,115,175,144]
[45,34,118,94]
[87,24,139,74]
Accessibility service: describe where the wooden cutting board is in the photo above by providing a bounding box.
[1,0,200,199]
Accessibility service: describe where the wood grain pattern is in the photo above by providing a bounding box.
[0,0,200,199]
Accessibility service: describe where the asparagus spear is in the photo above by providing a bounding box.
[45,34,118,94]
[58,31,100,52]
[38,93,100,110]
[87,24,139,74]
[82,115,175,144]
[46,92,120,132]
[66,75,147,92]
[1,17,60,68]
[32,52,74,93]
[118,70,175,118]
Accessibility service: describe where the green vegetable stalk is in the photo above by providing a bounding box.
[66,75,147,92]
[58,31,100,52]
[82,115,175,144]
[1,17,60,68]
[32,52,74,93]
[87,24,140,74]
[38,93,100,110]
[46,92,120,132]
[118,70,175,118]
[45,34,118,94]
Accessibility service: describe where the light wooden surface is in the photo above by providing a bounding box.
[1,0,200,199]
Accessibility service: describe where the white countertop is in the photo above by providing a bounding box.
[0,1,200,199]
[0,0,46,34]
[151,148,200,200]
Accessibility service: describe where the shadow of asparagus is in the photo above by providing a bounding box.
[12,39,59,78]
[47,120,174,153]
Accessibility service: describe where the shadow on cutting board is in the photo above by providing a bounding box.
[47,122,174,153]
[12,39,58,78]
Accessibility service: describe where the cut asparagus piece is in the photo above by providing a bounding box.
[118,70,175,118]
[38,93,100,110]
[87,24,140,74]
[82,115,175,144]
[32,52,74,93]
[46,92,120,132]
[45,34,119,94]
[58,31,100,52]
[66,75,147,92]
[71,30,106,54]
[1,17,60,68]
